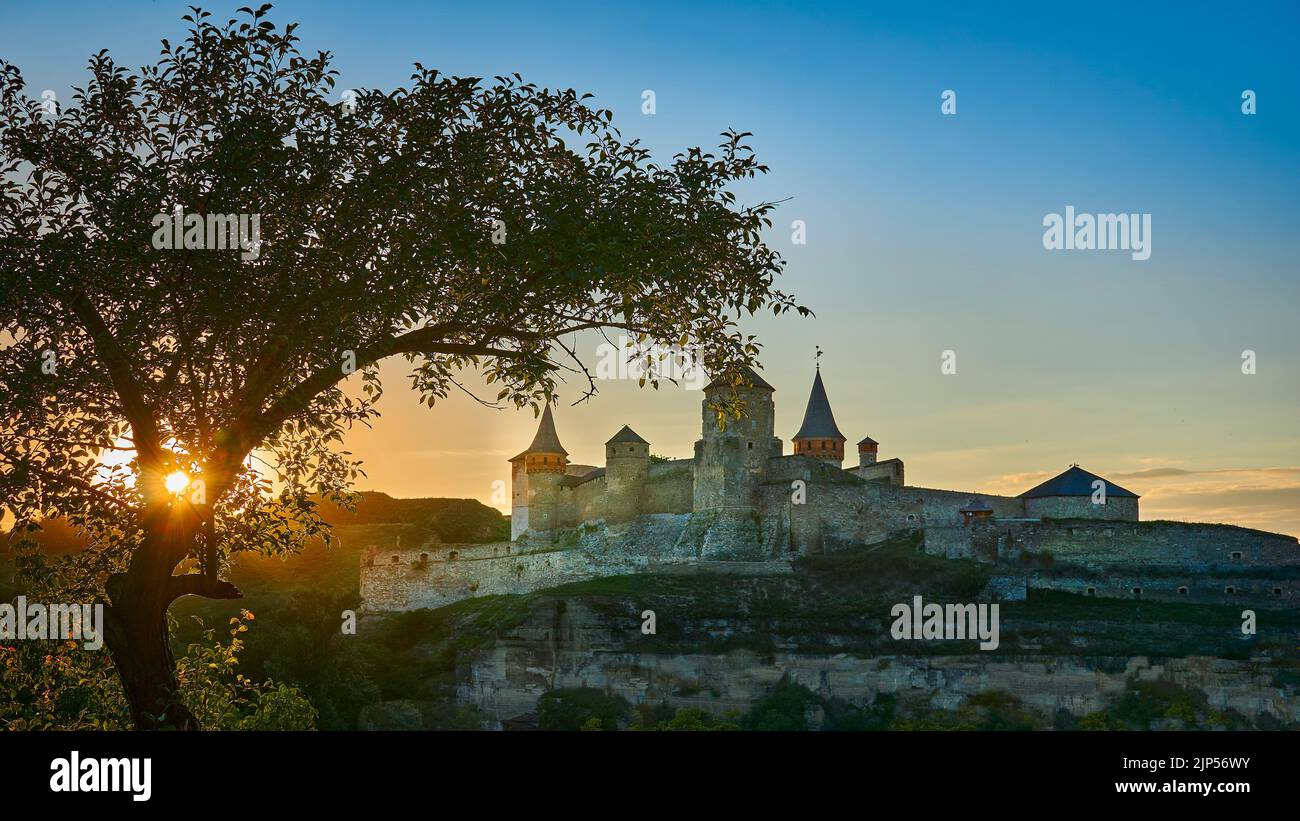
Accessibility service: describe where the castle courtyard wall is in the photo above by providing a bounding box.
[1010,519,1300,570]
[759,468,1027,555]
[1024,495,1138,521]
[641,459,694,514]
[361,514,723,612]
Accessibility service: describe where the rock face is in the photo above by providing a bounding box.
[455,599,1299,726]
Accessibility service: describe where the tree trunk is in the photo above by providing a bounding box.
[103,588,198,731]
[103,518,226,730]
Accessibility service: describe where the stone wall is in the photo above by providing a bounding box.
[757,465,1026,555]
[926,518,1300,606]
[1012,519,1299,570]
[1026,573,1300,606]
[561,474,605,527]
[360,514,753,612]
[1025,495,1138,521]
[641,460,693,514]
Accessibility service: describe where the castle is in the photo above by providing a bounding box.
[361,366,1300,612]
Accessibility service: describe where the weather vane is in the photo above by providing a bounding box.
[815,345,823,369]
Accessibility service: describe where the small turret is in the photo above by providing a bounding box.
[857,436,879,467]
[792,366,846,465]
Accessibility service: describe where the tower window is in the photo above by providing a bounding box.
[747,442,753,450]
[1086,587,1096,596]
[1273,587,1282,595]
[1231,551,1242,561]
[1177,586,1188,595]
[1132,587,1142,598]
[1224,586,1236,594]
[391,556,399,564]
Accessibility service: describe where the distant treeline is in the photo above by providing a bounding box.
[1,491,509,555]
[313,492,508,544]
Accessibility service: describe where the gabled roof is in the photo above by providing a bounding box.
[858,436,878,446]
[792,369,846,441]
[1019,465,1139,499]
[704,365,774,392]
[511,404,567,459]
[560,467,604,487]
[606,425,648,445]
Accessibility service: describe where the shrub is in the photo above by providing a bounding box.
[537,687,630,731]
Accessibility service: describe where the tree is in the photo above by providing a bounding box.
[0,5,801,728]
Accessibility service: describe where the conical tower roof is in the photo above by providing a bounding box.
[512,404,567,460]
[606,425,648,445]
[792,368,846,441]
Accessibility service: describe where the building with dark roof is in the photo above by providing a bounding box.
[1019,465,1140,521]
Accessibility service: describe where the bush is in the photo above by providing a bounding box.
[537,687,630,730]
[177,611,318,731]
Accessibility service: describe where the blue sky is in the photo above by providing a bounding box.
[4,0,1298,533]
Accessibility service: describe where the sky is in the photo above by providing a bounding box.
[3,0,1298,535]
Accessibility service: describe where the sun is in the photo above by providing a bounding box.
[164,471,190,494]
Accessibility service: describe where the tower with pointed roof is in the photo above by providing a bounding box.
[791,361,847,466]
[508,404,569,539]
[605,424,650,522]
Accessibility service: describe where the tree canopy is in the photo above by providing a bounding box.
[0,4,800,727]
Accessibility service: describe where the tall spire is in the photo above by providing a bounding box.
[524,404,567,455]
[792,368,846,442]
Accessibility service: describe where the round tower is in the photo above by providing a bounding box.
[509,404,568,539]
[605,425,649,522]
[693,366,779,511]
[791,366,846,466]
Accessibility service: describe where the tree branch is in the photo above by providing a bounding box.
[164,574,243,604]
[65,290,167,474]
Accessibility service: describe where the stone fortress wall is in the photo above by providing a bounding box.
[362,365,1300,613]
